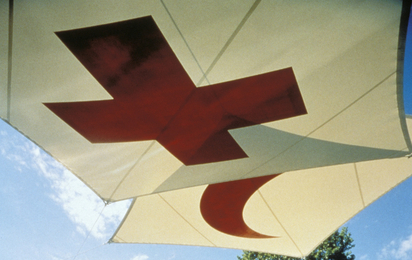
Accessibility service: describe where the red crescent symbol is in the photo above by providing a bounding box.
[45,16,307,165]
[200,174,279,238]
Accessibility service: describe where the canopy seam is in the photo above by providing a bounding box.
[157,194,217,246]
[353,163,366,208]
[242,71,397,179]
[108,141,156,202]
[258,190,304,258]
[160,0,261,87]
[159,0,209,86]
[6,0,14,122]
[196,0,262,86]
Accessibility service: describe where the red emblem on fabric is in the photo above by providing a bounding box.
[200,174,279,238]
[45,16,306,165]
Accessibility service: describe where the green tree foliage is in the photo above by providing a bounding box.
[237,227,355,260]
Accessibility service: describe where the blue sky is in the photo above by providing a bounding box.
[1,7,412,260]
[0,119,240,260]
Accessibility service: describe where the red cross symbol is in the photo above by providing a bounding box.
[45,16,306,165]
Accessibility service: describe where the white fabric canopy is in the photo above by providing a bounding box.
[1,0,411,257]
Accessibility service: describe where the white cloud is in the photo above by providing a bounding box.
[29,145,131,239]
[359,254,369,260]
[378,234,412,260]
[131,254,149,260]
[2,131,131,240]
[50,255,66,260]
[0,131,29,171]
[167,252,176,260]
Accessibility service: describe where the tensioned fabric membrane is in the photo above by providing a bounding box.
[1,0,412,257]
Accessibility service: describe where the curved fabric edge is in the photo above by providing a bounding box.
[108,197,137,244]
[0,118,107,205]
[397,0,412,152]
